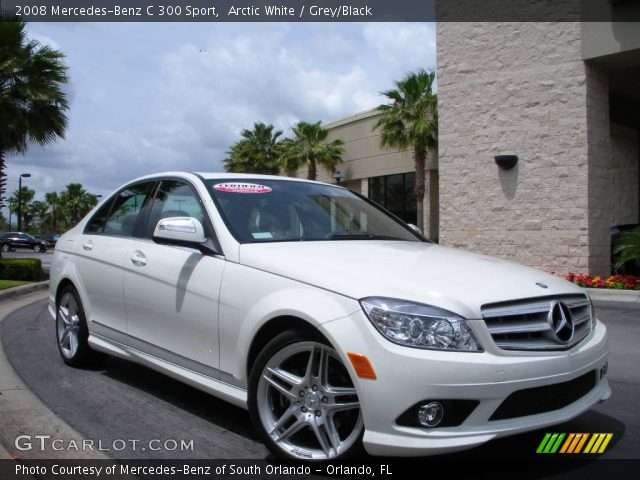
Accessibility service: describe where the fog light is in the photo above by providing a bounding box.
[417,402,444,427]
[600,362,608,379]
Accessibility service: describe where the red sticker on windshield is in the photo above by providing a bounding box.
[213,182,272,193]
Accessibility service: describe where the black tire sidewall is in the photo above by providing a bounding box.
[56,286,95,367]
[247,329,364,461]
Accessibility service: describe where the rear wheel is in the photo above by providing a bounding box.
[249,331,363,461]
[1,244,9,252]
[56,286,102,367]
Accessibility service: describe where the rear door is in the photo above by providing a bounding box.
[122,179,225,374]
[73,181,156,341]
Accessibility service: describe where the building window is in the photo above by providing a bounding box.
[368,172,416,225]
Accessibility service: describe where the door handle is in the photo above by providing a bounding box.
[130,250,147,267]
[82,240,94,251]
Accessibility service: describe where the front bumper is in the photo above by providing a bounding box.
[321,311,610,457]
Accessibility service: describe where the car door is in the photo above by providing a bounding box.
[16,233,31,249]
[122,179,225,375]
[73,181,156,341]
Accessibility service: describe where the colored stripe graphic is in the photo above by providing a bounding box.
[536,433,552,453]
[559,433,575,453]
[538,433,613,454]
[537,433,566,453]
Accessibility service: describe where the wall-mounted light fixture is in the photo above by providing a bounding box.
[333,170,343,185]
[494,155,518,170]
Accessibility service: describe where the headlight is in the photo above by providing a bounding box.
[360,297,483,352]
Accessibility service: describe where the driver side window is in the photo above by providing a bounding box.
[144,180,208,239]
[85,182,155,237]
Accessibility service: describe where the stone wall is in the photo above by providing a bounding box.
[437,23,593,273]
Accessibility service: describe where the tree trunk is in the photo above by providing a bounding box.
[414,148,426,233]
[307,156,317,180]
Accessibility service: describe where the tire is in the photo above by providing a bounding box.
[55,286,102,367]
[33,245,41,253]
[1,244,9,253]
[248,330,364,461]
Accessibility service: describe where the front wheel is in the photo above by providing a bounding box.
[33,245,42,253]
[248,331,363,461]
[56,286,102,367]
[1,244,10,253]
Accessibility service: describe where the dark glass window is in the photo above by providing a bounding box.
[368,172,416,225]
[144,180,207,238]
[85,182,155,237]
[207,179,421,244]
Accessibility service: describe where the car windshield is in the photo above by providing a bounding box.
[207,179,423,244]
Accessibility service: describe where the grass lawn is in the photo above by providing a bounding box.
[0,280,30,290]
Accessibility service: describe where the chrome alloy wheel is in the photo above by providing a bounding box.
[57,292,82,359]
[256,341,363,460]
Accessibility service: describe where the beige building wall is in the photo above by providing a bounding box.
[437,21,639,275]
[437,23,595,274]
[320,110,414,184]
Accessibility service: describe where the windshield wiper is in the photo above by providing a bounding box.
[324,233,404,241]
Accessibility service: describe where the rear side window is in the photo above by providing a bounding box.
[85,182,155,237]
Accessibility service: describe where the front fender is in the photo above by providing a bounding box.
[218,262,360,385]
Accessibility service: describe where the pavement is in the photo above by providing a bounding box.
[0,287,109,461]
[0,282,640,460]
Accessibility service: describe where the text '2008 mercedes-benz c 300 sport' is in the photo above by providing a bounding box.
[49,172,610,460]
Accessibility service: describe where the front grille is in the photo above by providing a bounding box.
[482,294,592,351]
[489,370,597,421]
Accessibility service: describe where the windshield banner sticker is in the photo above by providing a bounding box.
[213,182,272,193]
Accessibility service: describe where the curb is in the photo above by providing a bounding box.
[583,287,640,303]
[0,289,109,461]
[0,281,49,303]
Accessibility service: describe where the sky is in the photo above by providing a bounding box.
[6,21,436,205]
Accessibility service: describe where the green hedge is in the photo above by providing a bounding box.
[0,258,44,281]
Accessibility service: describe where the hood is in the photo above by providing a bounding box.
[238,241,583,318]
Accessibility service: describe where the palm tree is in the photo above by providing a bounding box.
[28,200,48,233]
[614,228,640,272]
[280,121,345,180]
[60,183,96,226]
[8,186,35,230]
[374,69,438,237]
[44,191,61,232]
[0,16,69,215]
[224,122,283,175]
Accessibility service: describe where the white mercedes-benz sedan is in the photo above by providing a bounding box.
[49,172,610,460]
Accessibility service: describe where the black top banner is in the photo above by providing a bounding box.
[2,0,640,22]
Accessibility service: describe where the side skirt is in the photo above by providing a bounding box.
[88,334,248,410]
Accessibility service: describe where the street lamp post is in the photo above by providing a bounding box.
[7,202,13,230]
[17,173,31,232]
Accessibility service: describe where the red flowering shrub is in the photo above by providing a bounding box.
[563,272,640,290]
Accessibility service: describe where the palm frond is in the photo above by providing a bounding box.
[614,229,640,269]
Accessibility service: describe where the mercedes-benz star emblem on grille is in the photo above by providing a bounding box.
[548,301,575,343]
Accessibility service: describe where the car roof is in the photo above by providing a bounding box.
[128,171,333,187]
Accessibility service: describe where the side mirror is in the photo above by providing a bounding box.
[153,217,206,245]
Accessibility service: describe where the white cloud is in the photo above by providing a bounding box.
[363,23,436,77]
[5,22,436,206]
